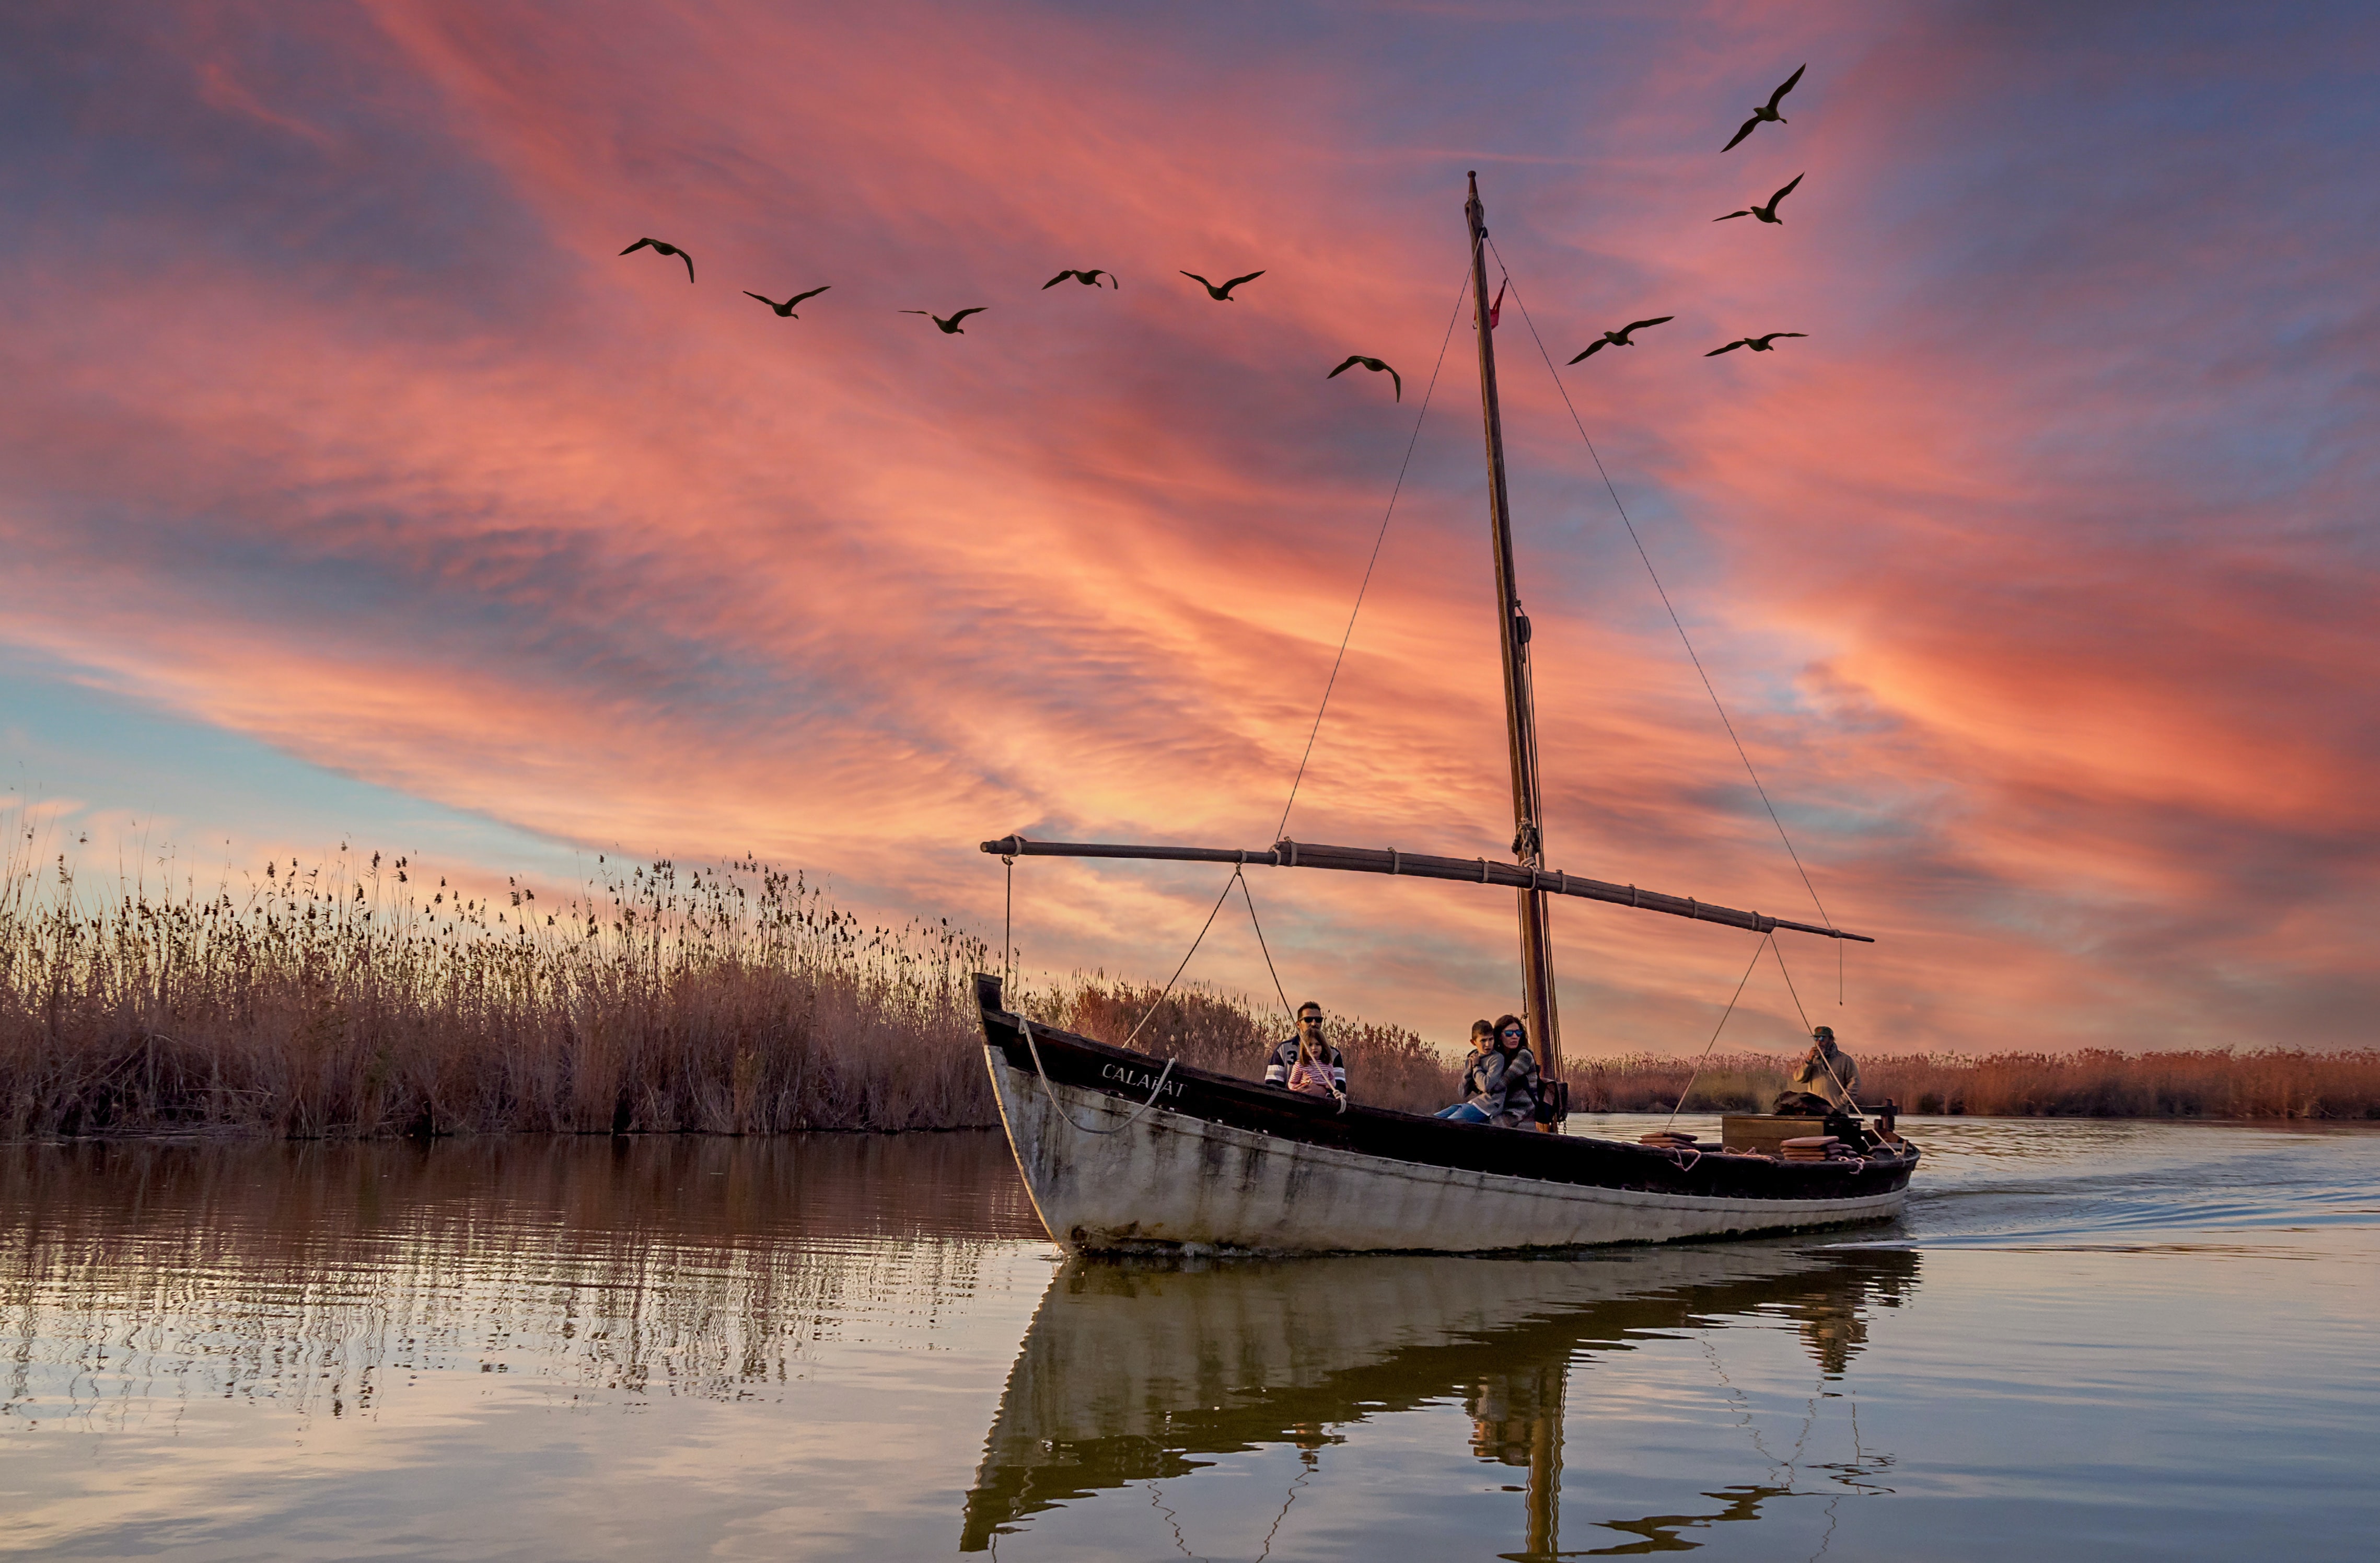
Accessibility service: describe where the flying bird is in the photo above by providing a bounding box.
[1721,64,1806,152]
[1705,332,1807,356]
[1043,269,1117,290]
[1181,270,1264,301]
[1715,173,1804,225]
[1327,355,1401,401]
[901,307,988,334]
[619,237,694,283]
[1568,316,1674,362]
[744,285,830,317]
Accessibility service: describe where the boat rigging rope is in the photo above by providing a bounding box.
[1019,1013,1177,1136]
[1482,238,1841,952]
[1237,872,1349,1112]
[1121,866,1244,1048]
[1663,931,1773,1130]
[1274,264,1474,842]
[1781,946,1862,1111]
[1005,865,1236,1136]
[1236,871,1297,1028]
[1768,934,1866,1114]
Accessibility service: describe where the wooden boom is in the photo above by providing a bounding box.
[980,836,1873,943]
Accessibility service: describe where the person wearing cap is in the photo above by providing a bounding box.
[1262,1002,1347,1097]
[1780,1026,1860,1113]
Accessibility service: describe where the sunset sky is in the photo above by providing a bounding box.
[5,2,2375,1057]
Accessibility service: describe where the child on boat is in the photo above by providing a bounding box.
[1433,1020,1499,1122]
[1263,1002,1348,1097]
[1436,1015,1539,1127]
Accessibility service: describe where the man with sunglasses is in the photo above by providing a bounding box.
[1262,1002,1347,1098]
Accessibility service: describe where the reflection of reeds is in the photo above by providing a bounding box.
[0,837,1450,1136]
[0,1136,1040,1422]
[1574,1049,2380,1119]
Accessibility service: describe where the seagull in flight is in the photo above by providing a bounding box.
[1181,270,1264,301]
[1715,173,1803,225]
[619,237,694,283]
[1043,269,1117,290]
[1722,65,1806,152]
[1327,355,1401,401]
[901,307,988,334]
[1705,332,1806,356]
[1568,316,1674,362]
[744,286,830,317]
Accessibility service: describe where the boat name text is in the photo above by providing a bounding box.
[1100,1063,1186,1097]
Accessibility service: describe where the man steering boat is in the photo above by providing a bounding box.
[1777,1026,1861,1116]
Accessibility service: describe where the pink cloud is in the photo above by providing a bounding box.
[3,1,2374,1055]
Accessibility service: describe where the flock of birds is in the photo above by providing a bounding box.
[617,64,1815,401]
[1573,64,1813,364]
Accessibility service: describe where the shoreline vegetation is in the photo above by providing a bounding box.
[0,844,1452,1139]
[1573,1049,2380,1122]
[3,846,2374,1139]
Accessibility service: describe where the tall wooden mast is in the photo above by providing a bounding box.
[1465,171,1563,1085]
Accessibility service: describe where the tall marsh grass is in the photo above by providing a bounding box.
[1574,1048,2380,1120]
[0,838,1449,1138]
[8,826,2364,1136]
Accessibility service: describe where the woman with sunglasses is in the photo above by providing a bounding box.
[1484,1015,1540,1128]
[1434,1014,1538,1128]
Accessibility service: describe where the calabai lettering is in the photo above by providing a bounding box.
[1100,1062,1185,1096]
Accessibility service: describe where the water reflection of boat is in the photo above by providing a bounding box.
[959,1243,1918,1555]
[975,173,1917,1253]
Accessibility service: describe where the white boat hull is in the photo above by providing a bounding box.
[987,1045,1907,1254]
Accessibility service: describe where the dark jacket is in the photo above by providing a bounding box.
[1263,1036,1346,1094]
[1462,1045,1539,1127]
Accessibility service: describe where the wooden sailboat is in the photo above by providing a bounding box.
[973,173,1918,1254]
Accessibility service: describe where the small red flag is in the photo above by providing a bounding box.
[1488,278,1507,329]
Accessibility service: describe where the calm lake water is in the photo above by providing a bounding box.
[4,1118,2376,1561]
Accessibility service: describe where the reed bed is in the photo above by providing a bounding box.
[0,841,1447,1138]
[9,829,2364,1136]
[0,844,998,1138]
[1574,1048,2380,1119]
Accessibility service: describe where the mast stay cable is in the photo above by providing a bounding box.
[1236,872,1298,1028]
[1768,933,1865,1110]
[1275,265,1475,841]
[1008,866,1243,1133]
[1662,932,1772,1130]
[1482,238,1839,944]
[1120,867,1245,1049]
